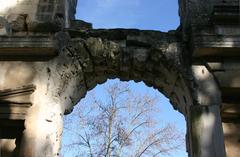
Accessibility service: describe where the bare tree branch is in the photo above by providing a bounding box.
[62,81,184,157]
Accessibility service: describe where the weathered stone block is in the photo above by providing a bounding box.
[0,0,77,32]
[0,36,59,60]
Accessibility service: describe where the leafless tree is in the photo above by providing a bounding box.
[62,81,184,157]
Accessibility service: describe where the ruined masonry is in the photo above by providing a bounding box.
[0,0,239,157]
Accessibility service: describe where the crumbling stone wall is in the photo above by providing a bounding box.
[1,0,239,156]
[0,29,194,156]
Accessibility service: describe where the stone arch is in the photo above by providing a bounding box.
[0,0,230,156]
[15,29,226,157]
[56,29,193,116]
[47,29,193,157]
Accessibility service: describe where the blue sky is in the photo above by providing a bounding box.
[76,0,180,31]
[62,0,187,157]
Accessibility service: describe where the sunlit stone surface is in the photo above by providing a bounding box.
[0,0,240,157]
[0,0,76,31]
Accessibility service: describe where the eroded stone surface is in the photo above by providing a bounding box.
[0,29,193,157]
[1,0,240,157]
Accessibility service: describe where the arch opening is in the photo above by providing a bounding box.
[61,79,188,157]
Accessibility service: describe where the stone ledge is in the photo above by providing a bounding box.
[221,103,240,123]
[0,101,32,120]
[0,85,35,120]
[0,36,59,61]
[214,71,240,89]
[0,84,36,98]
[213,4,240,24]
[192,34,240,57]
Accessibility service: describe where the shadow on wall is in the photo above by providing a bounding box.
[0,85,35,156]
[0,99,16,157]
[0,119,24,157]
